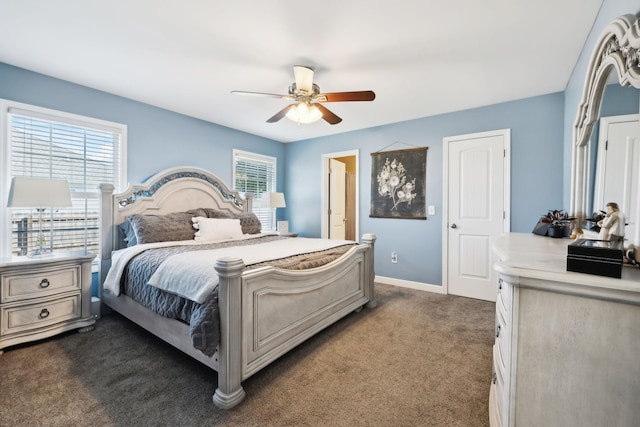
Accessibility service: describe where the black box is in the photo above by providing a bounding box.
[567,239,623,278]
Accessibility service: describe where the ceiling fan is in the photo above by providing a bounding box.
[231,65,375,125]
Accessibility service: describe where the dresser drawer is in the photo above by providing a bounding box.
[495,296,509,367]
[497,277,512,313]
[1,294,81,335]
[496,291,508,329]
[489,380,502,427]
[493,343,507,425]
[1,264,80,303]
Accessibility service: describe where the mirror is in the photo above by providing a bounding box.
[590,84,639,238]
[571,13,640,246]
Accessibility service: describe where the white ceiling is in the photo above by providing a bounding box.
[0,1,603,143]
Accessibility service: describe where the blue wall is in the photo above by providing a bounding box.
[0,62,284,186]
[286,93,565,285]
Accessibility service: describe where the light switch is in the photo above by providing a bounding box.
[428,205,436,216]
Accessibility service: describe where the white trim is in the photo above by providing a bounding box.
[232,149,278,166]
[0,98,127,258]
[0,102,8,259]
[375,275,446,294]
[321,149,359,241]
[441,128,511,296]
[232,149,278,231]
[8,106,125,134]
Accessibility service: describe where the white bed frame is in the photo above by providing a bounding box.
[98,166,376,409]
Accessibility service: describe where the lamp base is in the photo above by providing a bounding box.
[29,217,50,258]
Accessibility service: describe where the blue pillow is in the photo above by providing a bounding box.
[118,221,137,247]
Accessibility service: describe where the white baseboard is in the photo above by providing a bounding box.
[375,275,446,294]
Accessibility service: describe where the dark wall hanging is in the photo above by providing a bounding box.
[370,146,427,219]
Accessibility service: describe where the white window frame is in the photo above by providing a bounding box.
[232,149,278,231]
[0,99,127,258]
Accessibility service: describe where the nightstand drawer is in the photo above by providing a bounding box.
[1,294,81,335]
[1,264,80,303]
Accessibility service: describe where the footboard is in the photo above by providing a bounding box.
[213,234,376,409]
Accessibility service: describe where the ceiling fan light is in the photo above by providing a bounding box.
[286,102,323,124]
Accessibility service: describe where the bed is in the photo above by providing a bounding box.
[98,166,376,409]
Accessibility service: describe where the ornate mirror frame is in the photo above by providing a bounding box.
[571,14,640,227]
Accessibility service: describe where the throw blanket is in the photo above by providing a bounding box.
[147,237,354,303]
[103,234,271,297]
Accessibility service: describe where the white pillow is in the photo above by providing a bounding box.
[191,217,244,241]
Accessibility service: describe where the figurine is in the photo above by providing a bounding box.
[570,227,584,240]
[597,202,625,241]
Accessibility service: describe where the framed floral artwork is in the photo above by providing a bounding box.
[370,147,427,219]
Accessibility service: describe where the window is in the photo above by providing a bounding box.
[232,149,277,231]
[1,101,126,257]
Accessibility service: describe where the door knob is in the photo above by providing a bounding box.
[450,223,457,229]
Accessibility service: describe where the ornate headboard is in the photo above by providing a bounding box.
[99,166,253,282]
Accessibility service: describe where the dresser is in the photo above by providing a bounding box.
[490,233,640,427]
[0,252,96,353]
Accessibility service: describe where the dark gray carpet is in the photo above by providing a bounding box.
[0,284,494,426]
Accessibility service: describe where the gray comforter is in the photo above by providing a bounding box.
[119,235,354,356]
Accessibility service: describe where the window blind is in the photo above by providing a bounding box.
[9,109,124,256]
[233,150,277,231]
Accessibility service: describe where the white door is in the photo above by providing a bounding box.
[594,115,640,240]
[329,159,346,239]
[444,130,509,302]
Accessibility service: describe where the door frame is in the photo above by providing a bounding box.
[321,150,359,240]
[441,129,511,296]
[593,114,640,217]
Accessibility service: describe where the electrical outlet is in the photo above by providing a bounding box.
[391,252,398,263]
[428,205,436,216]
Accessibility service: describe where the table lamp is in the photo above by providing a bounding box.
[7,177,72,257]
[260,192,287,232]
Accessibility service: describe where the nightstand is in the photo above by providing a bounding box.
[0,251,96,354]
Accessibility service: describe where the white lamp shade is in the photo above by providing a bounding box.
[7,177,72,208]
[261,192,286,208]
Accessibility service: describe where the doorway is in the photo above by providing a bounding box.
[594,114,640,240]
[322,150,359,241]
[443,129,510,302]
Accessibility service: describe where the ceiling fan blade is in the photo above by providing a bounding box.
[315,104,342,125]
[266,104,295,123]
[293,66,314,93]
[231,90,294,100]
[316,91,376,102]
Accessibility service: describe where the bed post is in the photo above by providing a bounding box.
[99,183,115,290]
[213,257,246,409]
[362,233,377,308]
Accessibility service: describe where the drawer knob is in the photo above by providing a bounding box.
[493,372,497,384]
[496,325,501,338]
[39,308,50,319]
[39,278,50,288]
[498,278,503,290]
